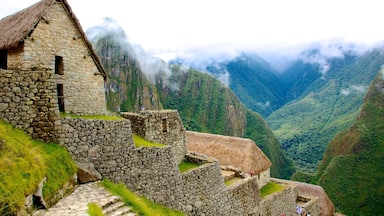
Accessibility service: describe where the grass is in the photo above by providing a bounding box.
[0,120,77,215]
[60,113,125,120]
[178,161,200,173]
[88,203,104,216]
[101,179,185,216]
[260,182,286,198]
[133,134,165,147]
[225,177,243,186]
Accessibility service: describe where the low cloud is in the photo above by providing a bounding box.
[87,18,173,86]
[341,85,368,96]
[298,39,375,79]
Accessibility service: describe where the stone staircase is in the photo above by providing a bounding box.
[33,182,136,216]
[102,199,135,216]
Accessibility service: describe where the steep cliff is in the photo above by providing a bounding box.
[88,20,163,112]
[315,71,384,215]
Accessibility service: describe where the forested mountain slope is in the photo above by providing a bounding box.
[156,66,295,178]
[313,71,384,215]
[267,50,384,172]
[89,21,295,178]
[88,20,163,112]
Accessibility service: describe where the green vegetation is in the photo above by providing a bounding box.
[0,120,77,215]
[268,50,384,173]
[101,179,185,216]
[224,177,243,186]
[157,67,295,179]
[313,72,384,215]
[259,182,286,198]
[90,23,163,113]
[92,24,295,178]
[133,134,165,147]
[88,203,104,216]
[178,161,200,173]
[60,113,125,120]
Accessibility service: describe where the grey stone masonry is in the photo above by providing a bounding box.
[7,2,107,115]
[60,118,134,182]
[227,177,260,215]
[121,110,186,164]
[260,179,298,216]
[0,69,60,142]
[180,154,231,215]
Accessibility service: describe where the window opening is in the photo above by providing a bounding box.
[0,50,7,69]
[162,118,168,132]
[55,56,64,75]
[57,84,64,112]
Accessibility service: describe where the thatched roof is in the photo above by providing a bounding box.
[186,131,271,174]
[0,0,106,77]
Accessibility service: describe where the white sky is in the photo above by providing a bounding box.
[1,0,384,54]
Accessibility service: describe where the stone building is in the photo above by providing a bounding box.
[0,0,107,115]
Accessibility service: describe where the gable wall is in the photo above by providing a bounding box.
[8,2,106,115]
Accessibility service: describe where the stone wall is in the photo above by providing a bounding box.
[121,110,186,164]
[125,146,183,209]
[60,117,183,209]
[227,177,260,215]
[260,180,298,216]
[0,69,60,142]
[60,118,135,182]
[180,155,231,215]
[297,195,320,216]
[7,2,106,115]
[256,169,270,189]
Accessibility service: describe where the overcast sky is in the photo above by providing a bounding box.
[1,0,384,57]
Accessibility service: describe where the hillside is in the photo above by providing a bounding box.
[171,53,285,117]
[88,19,163,112]
[267,49,384,172]
[89,21,295,179]
[313,71,384,215]
[156,66,295,178]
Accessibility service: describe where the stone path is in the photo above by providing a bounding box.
[33,182,135,216]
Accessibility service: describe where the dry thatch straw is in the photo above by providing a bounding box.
[186,131,271,174]
[0,0,106,77]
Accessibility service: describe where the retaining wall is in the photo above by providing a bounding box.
[180,157,230,215]
[260,180,298,216]
[227,177,260,215]
[0,69,60,142]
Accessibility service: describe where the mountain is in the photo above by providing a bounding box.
[267,49,384,172]
[89,20,295,179]
[310,71,384,215]
[171,53,285,117]
[156,66,295,178]
[88,19,163,112]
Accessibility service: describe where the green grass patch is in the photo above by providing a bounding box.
[60,113,125,120]
[178,161,200,173]
[101,179,185,216]
[133,134,165,147]
[260,182,286,198]
[88,202,103,216]
[225,177,243,186]
[0,120,77,215]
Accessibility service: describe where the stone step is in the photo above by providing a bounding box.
[108,206,134,216]
[102,200,125,214]
[102,200,135,216]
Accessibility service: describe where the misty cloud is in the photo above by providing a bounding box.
[298,39,375,79]
[341,85,368,96]
[256,101,271,109]
[87,18,173,86]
